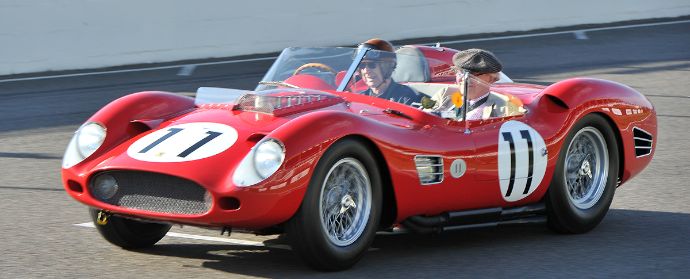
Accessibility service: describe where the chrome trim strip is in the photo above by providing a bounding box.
[633,137,653,142]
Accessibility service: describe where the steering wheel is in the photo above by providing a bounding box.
[293,63,337,76]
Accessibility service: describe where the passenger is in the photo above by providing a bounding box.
[358,38,421,106]
[431,48,520,120]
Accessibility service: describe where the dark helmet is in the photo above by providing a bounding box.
[360,38,395,53]
[358,38,397,78]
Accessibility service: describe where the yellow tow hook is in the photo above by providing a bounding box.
[96,210,110,225]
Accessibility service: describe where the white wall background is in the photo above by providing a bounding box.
[1,0,689,75]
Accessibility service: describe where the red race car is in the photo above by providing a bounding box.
[62,44,656,271]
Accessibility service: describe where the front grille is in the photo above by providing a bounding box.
[90,171,211,215]
[633,127,653,157]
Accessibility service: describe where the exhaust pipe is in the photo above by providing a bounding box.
[402,203,545,233]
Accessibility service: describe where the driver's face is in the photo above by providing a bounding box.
[456,72,498,98]
[360,61,387,89]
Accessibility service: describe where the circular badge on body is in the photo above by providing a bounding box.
[127,122,238,162]
[450,159,467,178]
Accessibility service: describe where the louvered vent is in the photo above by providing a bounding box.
[414,155,444,185]
[633,127,653,157]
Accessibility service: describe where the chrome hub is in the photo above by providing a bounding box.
[340,194,357,214]
[579,160,592,179]
[319,158,372,247]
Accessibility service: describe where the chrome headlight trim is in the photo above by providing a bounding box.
[232,138,285,187]
[253,139,286,179]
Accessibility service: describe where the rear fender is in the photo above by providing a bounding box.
[542,78,652,109]
[541,78,656,184]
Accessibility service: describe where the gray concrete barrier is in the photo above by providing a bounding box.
[1,0,689,75]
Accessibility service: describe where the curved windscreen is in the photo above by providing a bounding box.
[256,47,355,92]
[255,47,450,97]
[200,46,520,118]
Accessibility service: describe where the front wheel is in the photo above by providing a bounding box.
[89,208,171,249]
[546,114,619,233]
[286,139,382,271]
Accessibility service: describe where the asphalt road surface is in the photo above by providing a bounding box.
[1,19,689,278]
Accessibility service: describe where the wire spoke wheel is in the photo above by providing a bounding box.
[564,127,608,210]
[546,114,619,234]
[286,139,381,270]
[319,158,372,247]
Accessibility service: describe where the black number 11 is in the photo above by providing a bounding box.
[502,129,534,197]
[139,128,221,158]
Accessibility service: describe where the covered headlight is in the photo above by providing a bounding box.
[232,138,285,187]
[62,122,106,168]
[76,123,106,158]
[253,139,285,179]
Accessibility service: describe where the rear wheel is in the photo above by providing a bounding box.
[546,114,619,233]
[89,208,171,249]
[286,139,382,271]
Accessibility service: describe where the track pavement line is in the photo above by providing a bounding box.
[3,19,689,84]
[74,222,388,251]
[436,19,690,45]
[74,222,290,250]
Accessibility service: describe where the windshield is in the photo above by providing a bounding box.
[255,46,453,100]
[256,47,354,92]
[198,46,521,118]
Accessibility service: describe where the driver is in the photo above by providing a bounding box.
[357,38,421,106]
[430,48,521,120]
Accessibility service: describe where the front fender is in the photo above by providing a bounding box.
[72,91,195,171]
[263,109,419,224]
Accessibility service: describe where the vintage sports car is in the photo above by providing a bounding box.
[62,43,656,271]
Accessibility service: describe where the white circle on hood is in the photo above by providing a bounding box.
[127,122,238,162]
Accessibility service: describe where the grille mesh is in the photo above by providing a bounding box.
[91,171,211,215]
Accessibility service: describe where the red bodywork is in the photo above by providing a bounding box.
[62,45,656,230]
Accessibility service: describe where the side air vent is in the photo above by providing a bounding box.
[414,155,444,185]
[633,127,653,157]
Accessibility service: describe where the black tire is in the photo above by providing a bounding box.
[89,208,171,249]
[286,139,382,271]
[546,114,619,233]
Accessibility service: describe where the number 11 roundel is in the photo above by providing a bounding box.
[497,121,547,202]
[127,122,238,162]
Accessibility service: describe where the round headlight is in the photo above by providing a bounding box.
[76,123,106,158]
[92,174,119,201]
[253,139,285,179]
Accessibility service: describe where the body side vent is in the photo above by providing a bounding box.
[414,155,444,185]
[633,127,653,157]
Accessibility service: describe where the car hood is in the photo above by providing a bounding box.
[91,107,302,188]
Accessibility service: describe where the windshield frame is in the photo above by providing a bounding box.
[335,45,371,92]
